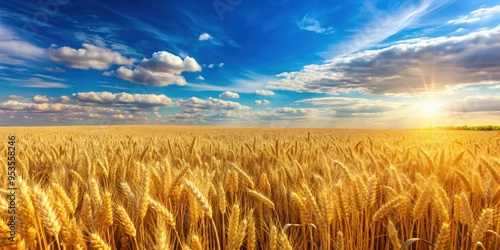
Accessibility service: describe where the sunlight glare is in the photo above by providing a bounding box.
[420,100,442,116]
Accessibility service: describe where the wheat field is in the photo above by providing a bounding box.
[0,125,499,249]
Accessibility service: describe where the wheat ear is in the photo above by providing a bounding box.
[116,205,137,238]
[89,233,112,250]
[373,196,404,222]
[33,187,62,237]
[434,222,451,250]
[246,188,275,210]
[388,219,401,249]
[471,208,494,244]
[184,179,212,218]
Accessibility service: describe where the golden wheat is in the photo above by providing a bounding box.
[0,126,498,249]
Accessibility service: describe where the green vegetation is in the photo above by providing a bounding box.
[420,125,500,131]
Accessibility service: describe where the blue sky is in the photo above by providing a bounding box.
[1,0,500,128]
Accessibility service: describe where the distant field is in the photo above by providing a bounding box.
[420,125,500,131]
[1,126,499,249]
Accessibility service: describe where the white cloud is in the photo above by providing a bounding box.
[0,40,45,59]
[271,107,319,115]
[58,96,71,102]
[334,0,449,55]
[199,33,213,41]
[32,95,50,103]
[111,114,125,119]
[18,78,70,88]
[254,100,270,105]
[219,63,224,67]
[268,26,500,94]
[187,73,273,93]
[0,24,45,65]
[47,43,135,70]
[443,96,500,112]
[453,28,466,33]
[255,90,275,96]
[71,92,174,108]
[115,51,201,86]
[116,66,187,86]
[178,97,250,111]
[0,101,91,113]
[140,51,201,73]
[44,67,65,72]
[88,113,105,119]
[208,64,214,68]
[219,91,239,99]
[196,75,205,80]
[297,16,334,34]
[7,95,22,101]
[0,92,179,125]
[296,97,406,116]
[448,5,500,24]
[74,32,107,48]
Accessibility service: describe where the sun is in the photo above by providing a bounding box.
[420,100,442,116]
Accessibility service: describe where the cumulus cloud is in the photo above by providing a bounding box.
[110,114,134,120]
[115,51,201,86]
[297,16,334,34]
[58,96,71,102]
[268,26,500,95]
[140,51,201,73]
[208,64,214,68]
[0,101,91,113]
[254,100,270,105]
[219,91,239,99]
[196,75,205,80]
[199,33,213,41]
[71,92,174,108]
[168,105,321,126]
[219,63,224,67]
[271,107,319,116]
[448,5,500,24]
[0,92,176,125]
[178,97,250,111]
[111,114,125,119]
[116,66,187,86]
[255,90,275,96]
[88,113,105,119]
[47,43,135,70]
[7,95,22,101]
[32,95,50,103]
